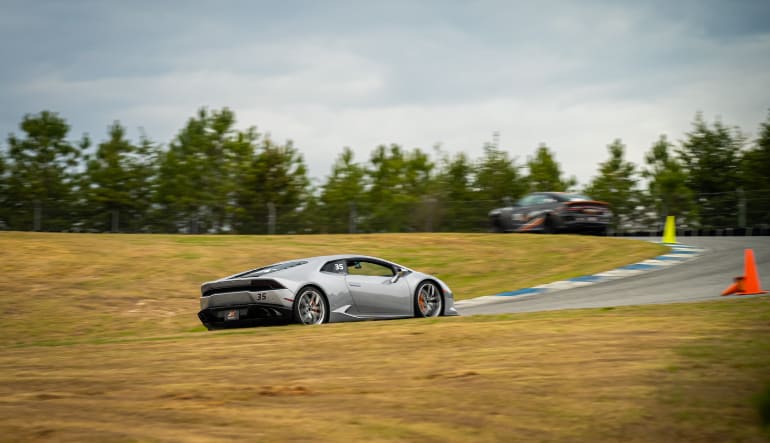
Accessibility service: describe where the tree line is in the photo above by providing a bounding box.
[0,108,768,234]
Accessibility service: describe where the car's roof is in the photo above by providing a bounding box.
[222,254,402,281]
[531,191,565,196]
[275,254,395,266]
[529,191,593,200]
[267,254,396,267]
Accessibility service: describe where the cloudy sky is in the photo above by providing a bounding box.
[2,0,769,186]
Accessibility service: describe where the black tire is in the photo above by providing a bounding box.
[414,281,443,318]
[594,227,608,236]
[292,286,329,325]
[542,215,555,234]
[489,217,504,233]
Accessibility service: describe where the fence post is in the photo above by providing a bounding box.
[111,209,119,233]
[348,201,356,234]
[33,200,41,231]
[425,197,436,232]
[267,202,276,235]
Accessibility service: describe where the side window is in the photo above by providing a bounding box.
[321,260,346,274]
[346,260,395,277]
[517,195,537,206]
[531,195,555,205]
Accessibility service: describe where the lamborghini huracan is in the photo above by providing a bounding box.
[198,255,458,329]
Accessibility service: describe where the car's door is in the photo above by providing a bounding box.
[344,259,412,317]
[512,194,558,230]
[509,194,539,229]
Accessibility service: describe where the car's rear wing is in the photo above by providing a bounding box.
[201,278,285,297]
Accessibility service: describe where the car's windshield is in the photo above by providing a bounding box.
[233,261,307,278]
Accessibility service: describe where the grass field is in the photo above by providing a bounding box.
[0,231,665,346]
[1,300,769,442]
[1,232,769,442]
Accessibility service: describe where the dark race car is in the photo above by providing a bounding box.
[488,192,612,235]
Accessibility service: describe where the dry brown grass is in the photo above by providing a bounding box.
[7,232,767,442]
[0,231,665,346]
[0,300,769,442]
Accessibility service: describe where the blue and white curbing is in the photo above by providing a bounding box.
[455,243,704,308]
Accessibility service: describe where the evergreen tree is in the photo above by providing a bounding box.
[739,110,770,225]
[434,150,480,231]
[365,144,404,232]
[474,137,525,205]
[233,137,309,234]
[82,122,157,232]
[641,134,694,227]
[678,112,744,228]
[294,183,323,234]
[0,147,7,228]
[584,139,640,230]
[5,111,82,230]
[0,146,10,230]
[363,144,435,232]
[403,147,438,231]
[156,108,253,233]
[526,144,576,192]
[319,147,366,233]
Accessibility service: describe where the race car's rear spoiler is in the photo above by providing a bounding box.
[564,200,609,207]
[201,278,285,297]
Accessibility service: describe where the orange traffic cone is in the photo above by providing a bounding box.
[721,276,745,296]
[721,249,768,296]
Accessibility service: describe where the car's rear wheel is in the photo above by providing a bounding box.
[414,281,443,317]
[293,286,328,325]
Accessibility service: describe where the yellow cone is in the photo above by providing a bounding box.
[662,215,677,244]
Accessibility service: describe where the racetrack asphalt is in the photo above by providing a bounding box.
[456,236,770,315]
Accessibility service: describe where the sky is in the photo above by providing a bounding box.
[1,0,769,187]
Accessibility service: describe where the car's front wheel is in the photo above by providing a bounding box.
[293,286,329,325]
[414,281,443,318]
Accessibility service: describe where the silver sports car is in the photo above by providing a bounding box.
[197,254,458,329]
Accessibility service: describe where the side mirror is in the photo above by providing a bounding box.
[390,269,408,283]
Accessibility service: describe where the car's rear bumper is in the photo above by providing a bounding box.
[199,287,295,329]
[198,303,293,330]
[561,220,609,233]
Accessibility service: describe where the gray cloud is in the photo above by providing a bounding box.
[1,0,769,186]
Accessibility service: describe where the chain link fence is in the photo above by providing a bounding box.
[2,189,769,235]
